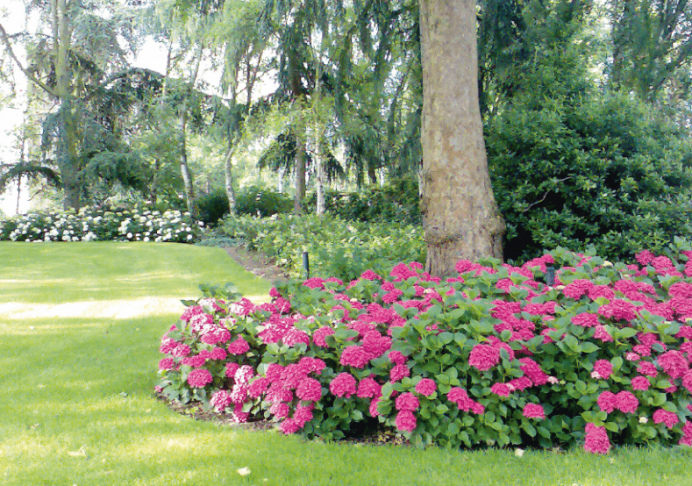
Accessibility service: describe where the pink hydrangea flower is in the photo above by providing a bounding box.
[593,325,614,343]
[369,397,381,417]
[158,358,174,370]
[471,402,485,415]
[248,377,270,398]
[298,356,326,375]
[209,347,227,360]
[563,279,594,299]
[653,409,679,429]
[469,344,501,371]
[683,370,692,394]
[340,345,372,369]
[491,383,511,397]
[265,363,285,383]
[395,392,420,411]
[631,376,651,391]
[293,404,314,426]
[635,250,655,266]
[415,378,437,397]
[227,336,250,355]
[270,401,290,419]
[395,410,417,432]
[312,326,335,347]
[182,355,206,368]
[279,418,302,434]
[362,331,392,358]
[616,391,639,414]
[637,361,658,377]
[584,423,610,454]
[225,362,239,378]
[282,329,310,347]
[235,365,255,384]
[210,389,233,411]
[593,360,613,380]
[390,364,410,382]
[598,300,637,322]
[296,377,323,402]
[597,391,617,413]
[187,369,213,388]
[330,372,357,398]
[519,358,549,385]
[357,377,382,398]
[523,403,545,420]
[658,351,689,379]
[388,350,408,365]
[171,343,191,357]
[571,312,600,328]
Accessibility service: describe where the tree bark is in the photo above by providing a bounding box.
[223,144,238,216]
[419,0,505,278]
[293,141,307,214]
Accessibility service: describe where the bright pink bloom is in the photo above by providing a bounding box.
[360,269,382,281]
[584,423,610,454]
[390,364,410,382]
[182,355,206,368]
[635,250,655,266]
[631,376,650,391]
[270,401,290,419]
[357,377,382,398]
[209,347,227,360]
[171,343,191,357]
[158,358,174,370]
[265,363,284,383]
[415,378,437,397]
[362,331,392,358]
[187,369,213,388]
[508,377,533,391]
[280,364,308,389]
[626,352,641,362]
[563,279,594,299]
[282,328,310,347]
[523,403,545,420]
[210,389,233,411]
[395,392,420,411]
[312,326,335,347]
[230,384,247,404]
[588,285,615,301]
[279,418,302,434]
[382,289,403,304]
[303,277,325,289]
[395,410,417,432]
[653,409,679,429]
[235,365,255,384]
[369,397,381,417]
[298,357,326,375]
[598,300,637,322]
[593,360,613,380]
[225,362,239,378]
[616,391,639,413]
[330,372,357,398]
[519,358,549,385]
[597,391,617,413]
[637,361,658,377]
[571,313,599,328]
[658,351,689,379]
[296,377,323,402]
[682,370,692,394]
[248,377,270,398]
[227,336,250,355]
[491,383,511,397]
[293,404,314,426]
[471,402,485,415]
[469,344,501,371]
[340,345,372,369]
[593,325,614,343]
[632,344,651,357]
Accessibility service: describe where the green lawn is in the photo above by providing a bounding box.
[1,242,691,485]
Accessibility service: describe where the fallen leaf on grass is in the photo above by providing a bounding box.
[515,448,525,458]
[67,447,87,458]
[237,467,251,476]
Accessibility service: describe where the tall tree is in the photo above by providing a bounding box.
[419,0,505,277]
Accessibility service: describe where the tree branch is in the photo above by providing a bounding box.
[0,22,58,98]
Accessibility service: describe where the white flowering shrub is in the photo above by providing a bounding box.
[0,205,202,243]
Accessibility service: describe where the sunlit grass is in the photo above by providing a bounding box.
[1,242,691,485]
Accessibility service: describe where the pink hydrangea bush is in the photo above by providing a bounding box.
[156,245,692,452]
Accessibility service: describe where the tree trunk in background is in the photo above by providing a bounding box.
[293,142,307,214]
[315,140,325,215]
[419,0,505,278]
[224,145,238,216]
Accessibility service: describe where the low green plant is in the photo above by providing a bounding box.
[220,213,426,281]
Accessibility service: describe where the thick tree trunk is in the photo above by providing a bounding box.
[419,0,505,278]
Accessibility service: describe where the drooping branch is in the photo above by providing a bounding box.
[0,23,58,97]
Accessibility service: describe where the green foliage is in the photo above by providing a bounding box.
[487,78,692,263]
[220,213,426,282]
[310,178,421,225]
[197,189,231,227]
[235,185,294,217]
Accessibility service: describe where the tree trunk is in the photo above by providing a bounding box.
[315,140,325,215]
[419,0,505,278]
[293,141,307,214]
[223,145,238,216]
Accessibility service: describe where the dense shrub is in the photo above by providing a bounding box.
[220,214,426,281]
[487,80,692,263]
[156,242,692,453]
[308,178,421,225]
[0,205,202,243]
[235,185,293,218]
[197,189,231,227]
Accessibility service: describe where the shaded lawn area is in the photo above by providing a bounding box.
[0,242,691,485]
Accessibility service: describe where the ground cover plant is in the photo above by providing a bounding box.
[0,204,201,243]
[157,241,692,454]
[220,213,425,281]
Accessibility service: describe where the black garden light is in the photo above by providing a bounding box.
[303,251,310,279]
[546,265,555,286]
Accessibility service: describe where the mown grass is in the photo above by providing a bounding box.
[1,242,691,485]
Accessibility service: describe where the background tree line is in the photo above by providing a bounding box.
[2,0,692,264]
